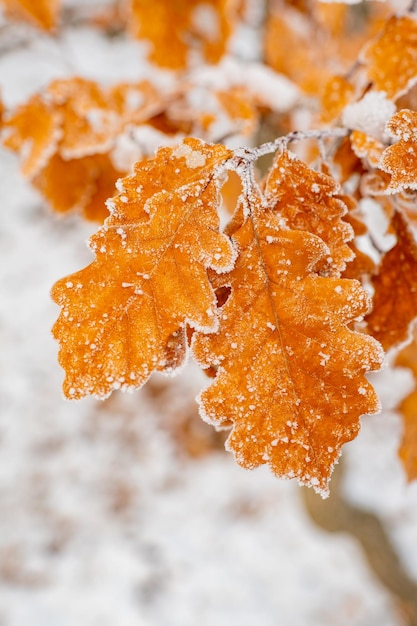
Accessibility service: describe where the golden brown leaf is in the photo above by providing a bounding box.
[1,0,59,30]
[361,15,417,100]
[51,139,235,399]
[215,88,258,137]
[193,188,383,495]
[3,94,61,179]
[320,75,355,124]
[2,78,153,220]
[332,136,365,190]
[33,153,122,222]
[366,210,417,351]
[350,130,385,169]
[265,4,389,97]
[264,150,354,276]
[395,332,417,482]
[47,78,119,159]
[379,110,417,193]
[129,0,235,69]
[341,210,375,281]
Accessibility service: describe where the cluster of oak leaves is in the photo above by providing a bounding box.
[2,0,417,496]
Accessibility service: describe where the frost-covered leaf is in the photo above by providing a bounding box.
[3,94,61,179]
[193,187,383,496]
[264,150,354,276]
[47,78,120,159]
[379,110,417,193]
[129,0,235,69]
[395,332,417,482]
[52,139,235,399]
[34,153,122,222]
[1,0,59,30]
[341,205,375,281]
[2,78,167,221]
[362,15,417,100]
[350,130,385,168]
[320,75,355,124]
[366,210,417,351]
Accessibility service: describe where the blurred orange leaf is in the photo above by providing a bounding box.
[366,210,417,351]
[1,0,59,30]
[3,94,61,178]
[320,75,355,124]
[130,0,235,69]
[361,15,417,100]
[395,332,417,482]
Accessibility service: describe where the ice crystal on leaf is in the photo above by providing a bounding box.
[52,139,235,399]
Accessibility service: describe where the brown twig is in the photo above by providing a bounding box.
[302,459,417,626]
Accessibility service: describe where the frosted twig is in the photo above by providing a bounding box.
[409,0,417,14]
[255,128,348,159]
[230,128,348,165]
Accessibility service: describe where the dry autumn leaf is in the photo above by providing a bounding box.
[395,331,417,482]
[350,130,385,169]
[263,150,354,276]
[193,185,383,496]
[366,210,417,352]
[320,75,355,124]
[51,138,235,399]
[3,94,61,179]
[2,78,166,220]
[379,109,417,193]
[129,0,234,69]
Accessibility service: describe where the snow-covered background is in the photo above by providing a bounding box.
[1,4,417,625]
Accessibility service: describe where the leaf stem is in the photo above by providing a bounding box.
[230,128,348,165]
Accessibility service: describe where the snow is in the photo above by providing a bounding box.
[342,92,396,142]
[0,6,417,626]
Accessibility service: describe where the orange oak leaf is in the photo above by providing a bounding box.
[2,94,61,179]
[320,75,355,124]
[366,210,417,351]
[332,136,365,190]
[51,139,235,399]
[395,331,417,482]
[110,80,165,127]
[2,78,162,220]
[34,153,122,222]
[1,0,59,30]
[379,110,417,193]
[263,150,354,276]
[47,78,120,159]
[341,209,375,281]
[129,0,235,69]
[193,188,383,496]
[350,130,385,169]
[215,88,258,137]
[361,15,417,100]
